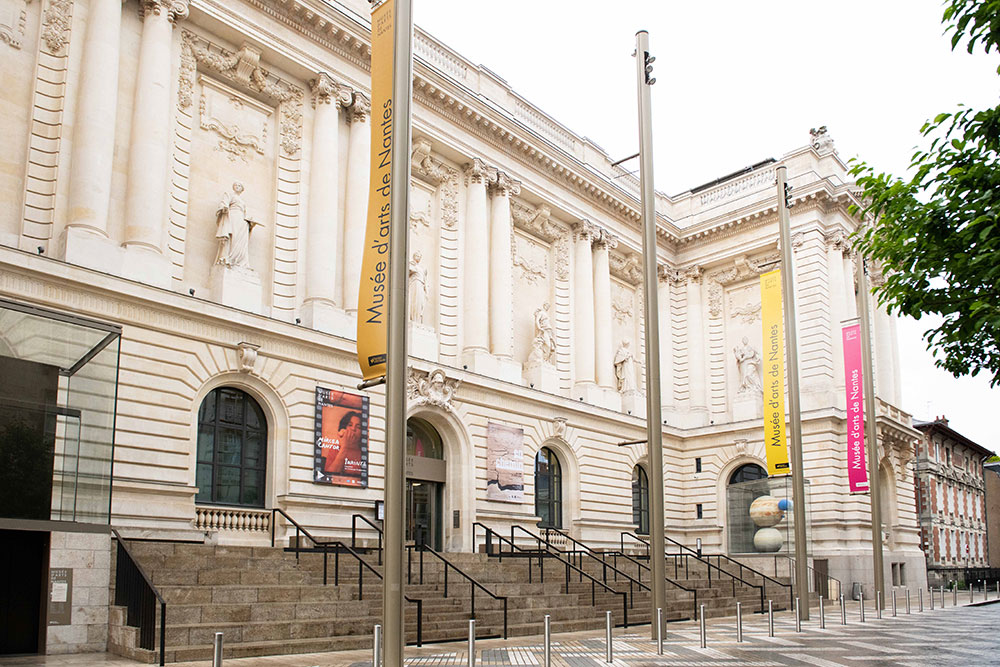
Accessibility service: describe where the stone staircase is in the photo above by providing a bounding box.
[109,539,792,663]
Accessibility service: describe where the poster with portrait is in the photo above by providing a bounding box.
[314,387,369,488]
[486,422,524,502]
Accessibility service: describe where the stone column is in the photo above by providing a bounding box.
[592,228,617,389]
[121,0,189,288]
[489,171,520,360]
[872,268,899,406]
[572,221,596,395]
[462,159,490,361]
[63,0,123,252]
[684,267,708,421]
[844,253,858,319]
[300,73,350,334]
[657,265,674,412]
[341,93,370,315]
[826,232,849,394]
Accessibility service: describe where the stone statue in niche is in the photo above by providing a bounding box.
[614,338,637,393]
[215,181,261,269]
[733,336,763,393]
[408,251,428,323]
[527,302,556,364]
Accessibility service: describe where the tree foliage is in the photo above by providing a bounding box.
[849,0,1000,386]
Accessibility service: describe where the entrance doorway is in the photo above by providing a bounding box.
[0,529,48,655]
[406,418,446,551]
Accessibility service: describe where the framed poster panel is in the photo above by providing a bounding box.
[314,387,369,487]
[486,421,524,502]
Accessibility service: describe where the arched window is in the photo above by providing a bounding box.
[535,447,562,529]
[407,418,444,459]
[632,465,649,535]
[729,463,767,485]
[196,388,267,507]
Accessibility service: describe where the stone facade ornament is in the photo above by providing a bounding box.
[734,439,749,455]
[810,125,835,153]
[407,367,461,412]
[309,71,350,108]
[613,339,637,393]
[552,416,567,439]
[140,0,189,22]
[408,251,428,323]
[215,182,261,269]
[527,303,556,364]
[40,0,72,54]
[733,336,763,394]
[236,342,259,374]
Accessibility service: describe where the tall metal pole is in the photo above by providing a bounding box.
[634,30,667,638]
[775,166,809,620]
[383,0,413,663]
[855,254,885,598]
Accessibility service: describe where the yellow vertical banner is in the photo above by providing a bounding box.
[356,0,395,380]
[760,269,790,476]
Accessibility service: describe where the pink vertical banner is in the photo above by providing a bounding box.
[843,323,869,493]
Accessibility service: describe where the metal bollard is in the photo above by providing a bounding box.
[656,607,664,655]
[736,602,743,642]
[996,581,999,600]
[768,599,774,637]
[860,591,865,623]
[468,619,475,667]
[794,597,801,632]
[372,625,382,667]
[819,596,825,629]
[919,587,923,612]
[970,583,974,604]
[906,588,910,614]
[605,611,613,664]
[892,589,897,617]
[699,604,707,649]
[543,615,551,667]
[213,632,223,667]
[876,591,882,619]
[953,584,957,607]
[840,594,846,625]
[940,586,945,609]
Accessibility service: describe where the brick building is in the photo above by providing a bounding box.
[913,418,994,586]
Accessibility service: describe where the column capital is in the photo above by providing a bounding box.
[592,227,618,251]
[310,72,351,108]
[463,158,489,186]
[572,219,598,243]
[140,0,188,22]
[346,91,370,122]
[682,265,704,284]
[489,170,521,197]
[824,228,851,253]
[657,264,675,284]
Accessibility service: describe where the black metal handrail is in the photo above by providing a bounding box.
[621,531,770,612]
[351,513,384,565]
[407,544,508,639]
[111,528,165,666]
[270,508,423,645]
[510,525,631,626]
[775,554,843,600]
[542,527,698,619]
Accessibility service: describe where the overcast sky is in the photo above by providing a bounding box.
[413,0,999,451]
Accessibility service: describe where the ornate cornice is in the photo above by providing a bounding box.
[512,199,562,243]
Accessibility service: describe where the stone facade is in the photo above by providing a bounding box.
[913,418,992,586]
[0,0,927,644]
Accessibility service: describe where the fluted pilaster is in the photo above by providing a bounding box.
[463,159,490,354]
[573,221,597,388]
[657,265,674,411]
[684,267,708,413]
[489,171,520,359]
[592,228,617,389]
[342,93,370,314]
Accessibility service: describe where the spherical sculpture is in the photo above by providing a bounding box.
[753,527,783,553]
[749,496,785,528]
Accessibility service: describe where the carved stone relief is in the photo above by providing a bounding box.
[40,0,71,53]
[707,253,779,318]
[236,342,259,374]
[512,199,561,242]
[609,251,642,285]
[1,0,28,49]
[407,367,461,412]
[611,283,634,325]
[198,76,271,162]
[513,235,548,285]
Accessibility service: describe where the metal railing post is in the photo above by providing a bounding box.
[952,584,957,607]
[605,611,613,663]
[840,594,846,625]
[860,592,865,623]
[468,619,475,667]
[819,595,825,629]
[373,625,382,667]
[918,587,923,612]
[970,582,974,604]
[906,588,910,614]
[892,589,897,617]
[768,599,774,637]
[212,632,223,667]
[543,615,551,667]
[876,591,882,619]
[736,602,743,642]
[795,597,801,632]
[930,586,935,610]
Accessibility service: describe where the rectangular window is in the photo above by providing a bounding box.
[696,503,703,519]
[695,457,702,473]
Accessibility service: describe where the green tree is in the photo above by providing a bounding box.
[849,0,1000,386]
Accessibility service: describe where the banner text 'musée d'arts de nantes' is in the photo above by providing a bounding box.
[356,0,394,381]
[842,323,869,493]
[760,270,790,476]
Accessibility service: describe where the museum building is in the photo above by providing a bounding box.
[0,0,926,654]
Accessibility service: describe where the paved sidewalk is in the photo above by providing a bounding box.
[2,598,998,666]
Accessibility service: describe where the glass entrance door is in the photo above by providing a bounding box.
[406,480,441,550]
